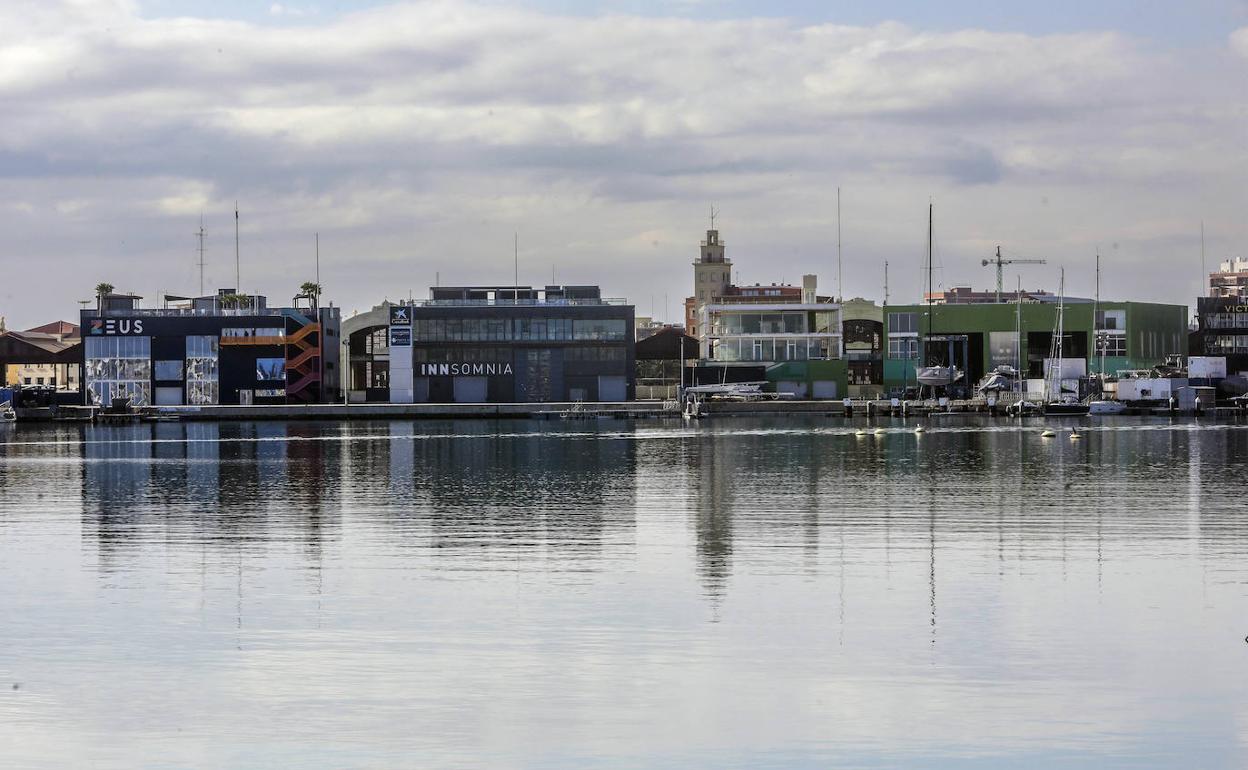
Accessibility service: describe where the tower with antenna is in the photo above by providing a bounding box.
[690,206,731,340]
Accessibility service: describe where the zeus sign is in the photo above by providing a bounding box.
[89,318,145,335]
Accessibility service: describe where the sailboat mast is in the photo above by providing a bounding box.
[926,203,933,359]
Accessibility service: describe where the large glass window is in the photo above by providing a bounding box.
[186,335,219,405]
[888,338,919,359]
[573,319,627,341]
[888,313,918,334]
[1097,333,1127,356]
[85,336,151,406]
[256,358,286,381]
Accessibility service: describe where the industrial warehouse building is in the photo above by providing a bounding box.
[343,285,635,403]
[79,290,340,407]
[882,299,1189,395]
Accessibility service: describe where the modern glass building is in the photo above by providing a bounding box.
[80,290,340,407]
[1191,296,1248,376]
[344,285,635,403]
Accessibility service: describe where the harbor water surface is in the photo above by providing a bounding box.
[1,417,1246,768]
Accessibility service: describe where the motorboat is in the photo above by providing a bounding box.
[916,365,961,388]
[0,401,15,424]
[683,381,777,401]
[1088,400,1128,416]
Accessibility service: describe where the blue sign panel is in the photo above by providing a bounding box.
[389,326,412,347]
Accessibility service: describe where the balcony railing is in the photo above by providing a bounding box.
[408,298,628,307]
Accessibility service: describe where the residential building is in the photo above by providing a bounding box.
[2,321,81,390]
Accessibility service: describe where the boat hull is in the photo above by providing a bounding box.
[1043,402,1090,416]
[1088,400,1127,415]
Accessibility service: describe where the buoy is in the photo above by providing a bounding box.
[1041,429,1055,438]
[854,428,867,436]
[913,425,925,434]
[874,428,886,435]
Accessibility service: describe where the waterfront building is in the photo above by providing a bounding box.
[343,285,634,403]
[1190,297,1248,377]
[841,298,884,398]
[683,227,845,398]
[79,289,340,406]
[883,299,1188,394]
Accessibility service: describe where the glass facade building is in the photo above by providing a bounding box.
[346,285,635,403]
[80,291,340,407]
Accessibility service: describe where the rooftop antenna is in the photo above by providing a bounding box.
[234,202,240,292]
[195,215,206,296]
[710,204,717,231]
[315,232,320,290]
[513,232,519,291]
[837,187,843,303]
[884,259,889,306]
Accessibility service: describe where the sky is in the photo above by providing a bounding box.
[1,0,1246,328]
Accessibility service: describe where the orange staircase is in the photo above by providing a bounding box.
[285,318,321,402]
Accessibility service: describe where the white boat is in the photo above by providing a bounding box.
[0,401,15,424]
[1088,400,1127,415]
[917,365,961,388]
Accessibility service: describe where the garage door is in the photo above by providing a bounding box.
[597,375,627,402]
[776,381,808,398]
[453,376,488,403]
[812,380,838,399]
[154,387,183,406]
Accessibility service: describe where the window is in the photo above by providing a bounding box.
[222,327,285,339]
[185,335,219,405]
[1095,310,1126,331]
[256,358,286,381]
[888,313,918,334]
[573,319,627,341]
[85,335,152,407]
[23,377,31,385]
[1097,333,1126,356]
[888,338,919,359]
[154,360,183,380]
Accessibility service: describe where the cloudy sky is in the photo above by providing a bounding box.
[1,0,1245,328]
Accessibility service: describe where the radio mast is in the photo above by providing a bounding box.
[195,216,206,296]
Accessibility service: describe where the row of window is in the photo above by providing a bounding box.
[888,311,1128,333]
[222,327,285,338]
[1202,313,1248,330]
[711,337,837,363]
[409,318,628,342]
[712,313,808,335]
[1205,335,1248,354]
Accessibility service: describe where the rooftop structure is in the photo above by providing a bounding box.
[1208,258,1248,298]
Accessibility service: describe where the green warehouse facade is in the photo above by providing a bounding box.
[882,300,1188,392]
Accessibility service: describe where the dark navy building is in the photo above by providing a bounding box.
[344,285,634,403]
[80,290,340,407]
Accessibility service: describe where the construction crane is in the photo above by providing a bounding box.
[982,246,1046,303]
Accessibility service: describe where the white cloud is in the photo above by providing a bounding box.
[0,0,1242,325]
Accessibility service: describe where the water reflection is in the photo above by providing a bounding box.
[1,417,1247,768]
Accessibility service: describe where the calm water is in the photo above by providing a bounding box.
[1,416,1246,769]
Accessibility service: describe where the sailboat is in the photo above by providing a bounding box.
[1088,251,1128,415]
[1043,268,1089,415]
[915,203,961,390]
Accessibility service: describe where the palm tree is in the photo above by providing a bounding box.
[94,282,114,312]
[300,281,322,307]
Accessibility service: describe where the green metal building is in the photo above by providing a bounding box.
[882,300,1188,392]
